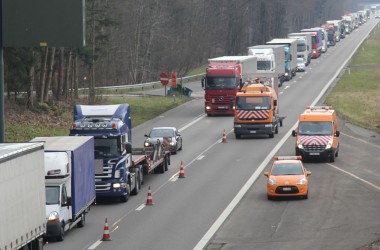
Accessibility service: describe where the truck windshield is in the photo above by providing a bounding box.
[94,137,121,158]
[297,43,306,52]
[46,186,60,205]
[257,61,271,70]
[205,76,237,90]
[298,121,333,135]
[311,36,317,44]
[236,96,271,110]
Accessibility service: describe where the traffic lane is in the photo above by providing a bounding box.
[93,131,288,250]
[206,133,380,250]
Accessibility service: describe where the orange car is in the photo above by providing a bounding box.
[264,156,311,200]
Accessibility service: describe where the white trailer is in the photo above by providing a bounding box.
[0,143,46,250]
[247,44,285,86]
[288,32,312,65]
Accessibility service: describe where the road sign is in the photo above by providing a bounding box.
[160,72,169,86]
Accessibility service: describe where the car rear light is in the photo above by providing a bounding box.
[274,156,302,160]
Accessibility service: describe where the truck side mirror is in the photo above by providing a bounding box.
[292,130,297,137]
[125,142,132,154]
[201,77,205,89]
[273,100,278,107]
[65,197,72,207]
[335,131,340,137]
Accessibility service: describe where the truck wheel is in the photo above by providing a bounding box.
[131,174,140,195]
[56,223,65,241]
[77,213,85,228]
[269,133,274,138]
[164,157,168,171]
[275,124,279,134]
[329,153,335,163]
[120,185,130,202]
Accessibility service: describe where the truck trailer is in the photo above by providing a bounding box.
[202,56,257,115]
[266,38,298,81]
[0,143,46,250]
[31,136,96,241]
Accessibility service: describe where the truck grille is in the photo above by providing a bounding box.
[96,182,111,191]
[209,94,234,105]
[95,159,112,178]
[304,145,325,152]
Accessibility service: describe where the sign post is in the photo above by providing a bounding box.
[160,72,169,96]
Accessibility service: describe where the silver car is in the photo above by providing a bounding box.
[144,127,183,154]
[297,58,306,72]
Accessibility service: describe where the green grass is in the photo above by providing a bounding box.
[326,24,380,133]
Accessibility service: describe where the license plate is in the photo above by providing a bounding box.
[283,187,291,191]
[218,106,228,110]
[250,131,256,133]
[309,152,320,156]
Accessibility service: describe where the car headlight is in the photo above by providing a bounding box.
[48,211,59,222]
[170,141,176,146]
[268,178,277,185]
[144,141,150,147]
[285,72,289,76]
[297,140,304,149]
[325,140,333,149]
[297,177,307,185]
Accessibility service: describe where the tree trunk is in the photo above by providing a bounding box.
[43,47,56,103]
[38,47,49,103]
[27,65,35,108]
[56,47,65,101]
[63,50,72,101]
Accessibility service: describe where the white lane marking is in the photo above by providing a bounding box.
[111,226,119,233]
[179,114,206,132]
[193,21,378,250]
[284,86,290,90]
[136,204,146,211]
[198,155,205,160]
[88,240,102,249]
[341,132,380,149]
[326,163,380,192]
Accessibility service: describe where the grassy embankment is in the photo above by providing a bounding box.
[326,23,380,134]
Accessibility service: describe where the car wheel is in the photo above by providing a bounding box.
[179,140,183,151]
[304,192,309,199]
[235,134,241,139]
[77,213,85,228]
[56,223,65,241]
[275,123,279,134]
[269,132,274,138]
[335,144,339,157]
[329,152,335,163]
[267,195,273,200]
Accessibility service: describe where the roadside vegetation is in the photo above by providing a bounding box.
[326,23,380,134]
[5,95,191,142]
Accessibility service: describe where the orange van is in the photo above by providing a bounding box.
[292,106,340,162]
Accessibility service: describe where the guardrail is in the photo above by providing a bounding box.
[78,73,205,91]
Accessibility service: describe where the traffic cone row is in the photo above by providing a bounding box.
[222,129,227,143]
[179,161,186,178]
[146,186,154,205]
[102,218,112,241]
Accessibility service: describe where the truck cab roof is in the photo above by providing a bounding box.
[299,106,336,122]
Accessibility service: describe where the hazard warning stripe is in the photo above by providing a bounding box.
[298,135,332,146]
[236,110,269,119]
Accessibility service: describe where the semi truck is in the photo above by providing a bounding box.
[233,78,282,139]
[300,28,323,57]
[266,38,298,81]
[202,56,257,115]
[342,15,354,34]
[0,143,46,250]
[287,32,312,65]
[69,104,171,202]
[30,136,96,241]
[247,44,285,86]
[321,24,336,46]
[326,20,343,41]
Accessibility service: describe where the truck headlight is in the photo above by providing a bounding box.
[170,141,175,146]
[297,140,304,149]
[113,183,121,188]
[206,106,211,110]
[285,72,289,76]
[48,212,59,222]
[325,140,333,149]
[297,177,307,185]
[144,141,150,147]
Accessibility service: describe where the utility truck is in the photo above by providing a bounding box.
[287,32,312,65]
[247,44,285,86]
[233,77,283,139]
[0,143,46,250]
[202,56,257,115]
[266,38,297,81]
[69,104,171,202]
[30,136,96,241]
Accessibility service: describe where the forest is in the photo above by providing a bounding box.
[4,0,359,105]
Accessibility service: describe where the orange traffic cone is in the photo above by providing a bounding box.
[179,161,186,178]
[146,186,154,205]
[101,218,112,241]
[222,129,227,143]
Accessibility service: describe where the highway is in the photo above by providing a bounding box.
[45,18,380,250]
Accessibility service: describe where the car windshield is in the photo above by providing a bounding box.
[205,76,237,90]
[94,137,121,158]
[236,96,271,110]
[297,58,304,64]
[271,163,304,175]
[150,128,175,138]
[46,186,60,205]
[297,43,306,52]
[298,121,333,135]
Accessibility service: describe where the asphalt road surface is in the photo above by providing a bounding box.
[45,19,380,250]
